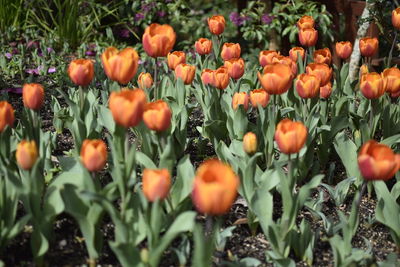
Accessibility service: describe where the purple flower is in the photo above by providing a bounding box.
[135,13,145,22]
[86,50,96,56]
[2,87,22,94]
[261,13,274,25]
[48,67,56,73]
[229,12,249,27]
[47,47,54,53]
[157,10,166,17]
[5,53,12,59]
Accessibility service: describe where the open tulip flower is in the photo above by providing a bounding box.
[175,63,196,85]
[359,37,379,58]
[306,63,332,86]
[201,69,215,86]
[213,66,230,90]
[289,47,305,63]
[195,38,213,55]
[167,51,186,70]
[320,82,333,99]
[81,139,107,172]
[275,118,308,155]
[271,55,297,77]
[299,28,318,47]
[313,48,332,65]
[382,67,400,95]
[138,72,153,90]
[392,7,400,29]
[295,73,321,99]
[335,41,353,60]
[143,100,172,132]
[232,92,249,111]
[0,101,15,133]
[224,58,245,80]
[68,59,94,87]
[142,23,176,58]
[208,15,226,35]
[221,43,241,61]
[258,63,293,95]
[297,15,315,30]
[142,168,171,202]
[360,72,385,99]
[101,47,139,85]
[259,50,280,67]
[249,89,270,108]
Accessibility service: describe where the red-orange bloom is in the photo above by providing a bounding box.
[143,100,172,132]
[0,101,14,132]
[275,119,308,154]
[224,58,245,80]
[213,67,230,90]
[289,47,305,63]
[167,51,186,70]
[299,28,318,47]
[195,38,212,55]
[175,63,196,85]
[306,63,332,86]
[16,140,38,170]
[68,59,94,87]
[208,15,226,35]
[138,72,153,90]
[23,83,44,110]
[250,89,270,108]
[221,43,241,61]
[232,92,249,111]
[258,63,293,95]
[243,132,257,155]
[392,8,400,29]
[295,73,321,99]
[271,55,297,77]
[192,159,239,215]
[382,67,400,94]
[259,50,279,67]
[359,37,379,57]
[360,72,385,99]
[142,169,171,202]
[358,140,400,181]
[81,139,107,172]
[297,15,315,29]
[142,23,176,58]
[335,41,353,60]
[201,69,215,86]
[101,47,139,84]
[320,82,333,99]
[313,48,332,65]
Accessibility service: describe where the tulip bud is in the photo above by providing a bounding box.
[101,47,139,84]
[320,82,333,99]
[259,50,279,67]
[359,64,369,80]
[360,72,385,99]
[143,100,172,132]
[167,51,186,70]
[250,89,270,108]
[224,58,245,80]
[142,169,171,202]
[138,72,153,90]
[258,63,293,95]
[68,59,94,87]
[382,67,400,95]
[213,67,230,90]
[201,69,215,86]
[289,47,305,63]
[81,139,107,172]
[142,23,176,58]
[313,48,332,65]
[0,101,15,132]
[175,63,196,85]
[109,88,147,128]
[297,15,315,30]
[16,140,38,170]
[243,132,257,155]
[359,37,379,57]
[232,92,249,111]
[192,159,239,215]
[299,28,318,47]
[221,43,241,61]
[23,83,44,110]
[306,63,332,86]
[393,8,400,29]
[195,38,212,55]
[275,119,308,155]
[208,15,226,35]
[335,41,353,60]
[295,73,321,99]
[358,140,400,181]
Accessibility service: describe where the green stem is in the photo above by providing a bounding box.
[153,57,158,100]
[369,100,374,139]
[355,181,367,213]
[79,86,85,114]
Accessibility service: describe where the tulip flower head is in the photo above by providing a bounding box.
[195,38,212,55]
[68,59,94,87]
[297,15,315,30]
[142,23,176,57]
[175,63,196,85]
[320,82,333,99]
[213,67,230,90]
[16,140,38,170]
[335,41,353,60]
[313,48,332,65]
[0,101,15,132]
[142,169,171,202]
[138,72,153,90]
[243,132,257,155]
[143,100,172,132]
[359,37,379,57]
[221,43,241,61]
[299,28,318,47]
[259,50,280,67]
[275,119,308,154]
[101,47,139,84]
[382,67,400,95]
[224,58,245,80]
[167,51,186,70]
[249,89,270,108]
[23,83,45,111]
[392,8,400,29]
[306,63,332,86]
[360,72,385,99]
[201,69,215,86]
[258,63,294,95]
[232,92,249,111]
[271,55,297,77]
[208,15,226,35]
[81,139,107,172]
[295,73,321,99]
[289,47,305,63]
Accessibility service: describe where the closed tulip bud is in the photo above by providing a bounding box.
[359,64,369,80]
[320,82,333,99]
[258,63,293,95]
[201,69,215,86]
[0,101,15,132]
[359,37,379,57]
[358,140,400,181]
[382,67,400,94]
[360,72,385,99]
[306,63,332,86]
[16,140,38,170]
[23,83,44,110]
[142,169,171,202]
[221,43,241,61]
[259,50,279,67]
[243,132,257,155]
[232,92,249,111]
[192,159,239,215]
[271,55,297,77]
[175,63,196,85]
[250,89,270,108]
[392,8,400,29]
[208,15,225,35]
[109,88,147,128]
[313,48,332,65]
[68,59,94,87]
[81,139,107,172]
[142,23,176,58]
[299,28,318,47]
[297,15,315,29]
[138,72,153,90]
[335,41,353,60]
[213,67,230,90]
[289,47,305,63]
[295,73,321,99]
[195,38,212,55]
[275,119,308,155]
[102,47,139,84]
[143,100,172,132]
[167,51,186,70]
[224,58,245,80]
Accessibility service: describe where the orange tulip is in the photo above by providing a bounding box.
[16,140,38,170]
[213,67,230,90]
[299,28,318,47]
[382,67,400,94]
[221,43,241,61]
[295,73,321,99]
[313,48,332,65]
[275,118,308,154]
[138,72,153,90]
[175,63,196,85]
[335,41,353,60]
[23,83,44,111]
[143,100,172,132]
[142,23,176,58]
[250,89,270,108]
[195,38,212,55]
[208,15,226,35]
[167,51,186,70]
[359,37,379,57]
[68,59,94,87]
[201,69,215,86]
[243,132,257,155]
[101,47,139,84]
[306,63,332,86]
[109,88,147,128]
[142,169,171,202]
[359,64,369,81]
[358,140,400,181]
[192,159,239,215]
[289,47,305,63]
[224,58,245,80]
[81,139,107,172]
[259,50,280,67]
[0,101,14,133]
[360,72,385,99]
[232,92,249,111]
[258,63,293,95]
[271,55,297,77]
[297,15,315,30]
[392,8,400,29]
[320,82,333,99]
